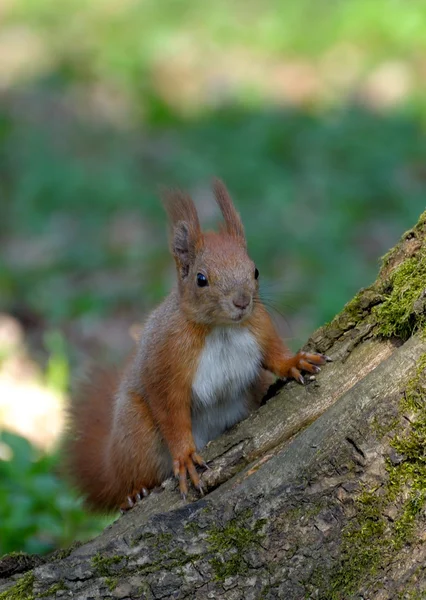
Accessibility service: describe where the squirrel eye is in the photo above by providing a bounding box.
[254,268,259,280]
[196,273,208,287]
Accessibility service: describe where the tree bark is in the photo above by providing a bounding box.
[1,211,425,600]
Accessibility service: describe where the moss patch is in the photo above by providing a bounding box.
[0,571,35,600]
[105,577,118,592]
[91,553,127,577]
[36,582,67,598]
[381,210,426,272]
[374,211,426,340]
[50,541,82,562]
[311,211,426,351]
[374,248,426,340]
[0,572,68,599]
[207,510,266,580]
[326,352,426,598]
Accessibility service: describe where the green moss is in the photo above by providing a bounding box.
[51,548,72,561]
[91,553,127,578]
[318,212,426,347]
[327,290,368,334]
[395,564,426,599]
[321,286,386,348]
[286,503,323,522]
[397,592,425,600]
[329,489,387,596]
[401,353,426,411]
[184,521,199,534]
[207,510,266,580]
[381,211,426,269]
[105,577,118,591]
[90,553,129,592]
[0,572,68,599]
[36,582,66,598]
[326,352,426,598]
[341,292,364,323]
[374,249,426,340]
[1,552,26,560]
[371,414,399,439]
[90,540,202,583]
[260,583,272,599]
[388,354,426,551]
[154,532,173,549]
[393,492,425,550]
[51,542,82,562]
[0,571,35,600]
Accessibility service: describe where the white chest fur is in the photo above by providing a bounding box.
[191,326,262,449]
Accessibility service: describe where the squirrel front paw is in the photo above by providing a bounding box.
[173,451,208,500]
[287,351,331,385]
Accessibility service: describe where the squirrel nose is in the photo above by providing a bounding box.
[232,293,251,310]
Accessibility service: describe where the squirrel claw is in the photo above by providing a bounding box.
[174,451,207,499]
[119,495,134,513]
[119,486,150,512]
[288,351,330,382]
[192,453,210,470]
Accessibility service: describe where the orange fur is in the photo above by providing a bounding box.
[65,369,121,511]
[138,318,208,462]
[213,178,245,244]
[65,179,327,512]
[247,303,325,380]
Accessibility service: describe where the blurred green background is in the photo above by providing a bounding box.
[1,0,426,556]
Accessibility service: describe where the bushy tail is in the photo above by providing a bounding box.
[63,368,119,512]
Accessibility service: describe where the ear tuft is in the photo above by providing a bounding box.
[161,188,201,233]
[212,178,246,245]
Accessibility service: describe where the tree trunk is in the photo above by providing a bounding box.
[1,211,425,600]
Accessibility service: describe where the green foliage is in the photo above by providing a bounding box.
[1,1,426,344]
[2,107,426,346]
[4,0,426,101]
[43,331,69,395]
[0,431,113,556]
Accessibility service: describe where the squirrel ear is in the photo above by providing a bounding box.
[172,220,197,275]
[161,189,202,277]
[212,178,246,246]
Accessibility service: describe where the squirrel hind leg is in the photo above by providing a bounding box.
[119,485,150,513]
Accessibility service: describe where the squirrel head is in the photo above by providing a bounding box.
[162,179,259,325]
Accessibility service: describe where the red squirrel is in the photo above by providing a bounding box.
[66,179,327,512]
